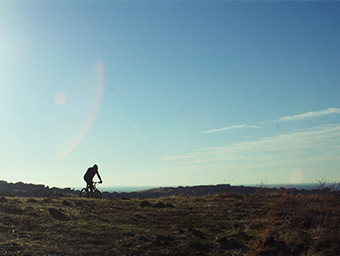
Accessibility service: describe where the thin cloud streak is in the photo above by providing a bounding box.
[202,124,260,134]
[277,108,340,122]
[203,108,340,134]
[166,124,340,165]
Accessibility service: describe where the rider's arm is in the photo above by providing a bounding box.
[97,172,103,183]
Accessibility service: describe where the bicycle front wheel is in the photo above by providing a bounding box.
[80,188,89,198]
[92,189,102,199]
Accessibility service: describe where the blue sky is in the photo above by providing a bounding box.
[1,1,340,188]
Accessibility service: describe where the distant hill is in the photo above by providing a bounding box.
[0,180,330,198]
[0,180,77,197]
[103,184,325,199]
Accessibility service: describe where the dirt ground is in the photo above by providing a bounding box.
[0,191,339,256]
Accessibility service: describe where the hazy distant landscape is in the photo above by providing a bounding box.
[0,180,337,199]
[101,183,330,193]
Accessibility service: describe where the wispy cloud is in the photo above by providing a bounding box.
[160,124,340,185]
[165,124,340,165]
[277,108,340,122]
[202,124,260,134]
[203,108,340,134]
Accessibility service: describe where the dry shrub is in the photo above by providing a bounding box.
[272,192,340,255]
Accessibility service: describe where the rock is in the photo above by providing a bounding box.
[264,237,289,249]
[48,208,70,221]
[229,231,251,241]
[157,235,174,241]
[138,235,149,242]
[122,232,134,237]
[208,228,222,233]
[43,198,52,203]
[189,242,211,252]
[134,214,145,219]
[62,200,72,207]
[189,228,206,239]
[153,201,175,208]
[154,235,174,246]
[140,201,153,207]
[173,253,185,256]
[154,202,166,208]
[123,242,133,248]
[0,197,8,203]
[217,237,244,250]
[258,237,291,256]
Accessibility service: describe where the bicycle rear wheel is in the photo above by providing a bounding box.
[80,188,89,198]
[92,189,102,199]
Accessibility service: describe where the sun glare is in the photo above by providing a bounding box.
[50,61,105,160]
[54,92,67,105]
[290,168,304,184]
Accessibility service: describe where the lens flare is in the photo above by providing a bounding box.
[290,168,304,184]
[54,92,67,105]
[58,60,104,159]
[50,60,105,160]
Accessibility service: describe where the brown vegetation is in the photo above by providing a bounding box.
[0,191,339,255]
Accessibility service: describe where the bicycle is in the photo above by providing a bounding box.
[80,182,102,198]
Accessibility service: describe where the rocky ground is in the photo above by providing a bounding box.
[0,191,339,256]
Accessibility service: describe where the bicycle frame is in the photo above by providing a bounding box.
[87,182,99,191]
[80,182,102,198]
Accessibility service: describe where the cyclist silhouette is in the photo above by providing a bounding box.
[84,164,103,192]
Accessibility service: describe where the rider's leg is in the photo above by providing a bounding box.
[84,177,87,191]
[88,180,94,194]
[85,178,93,193]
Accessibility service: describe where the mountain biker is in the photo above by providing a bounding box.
[84,164,103,192]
